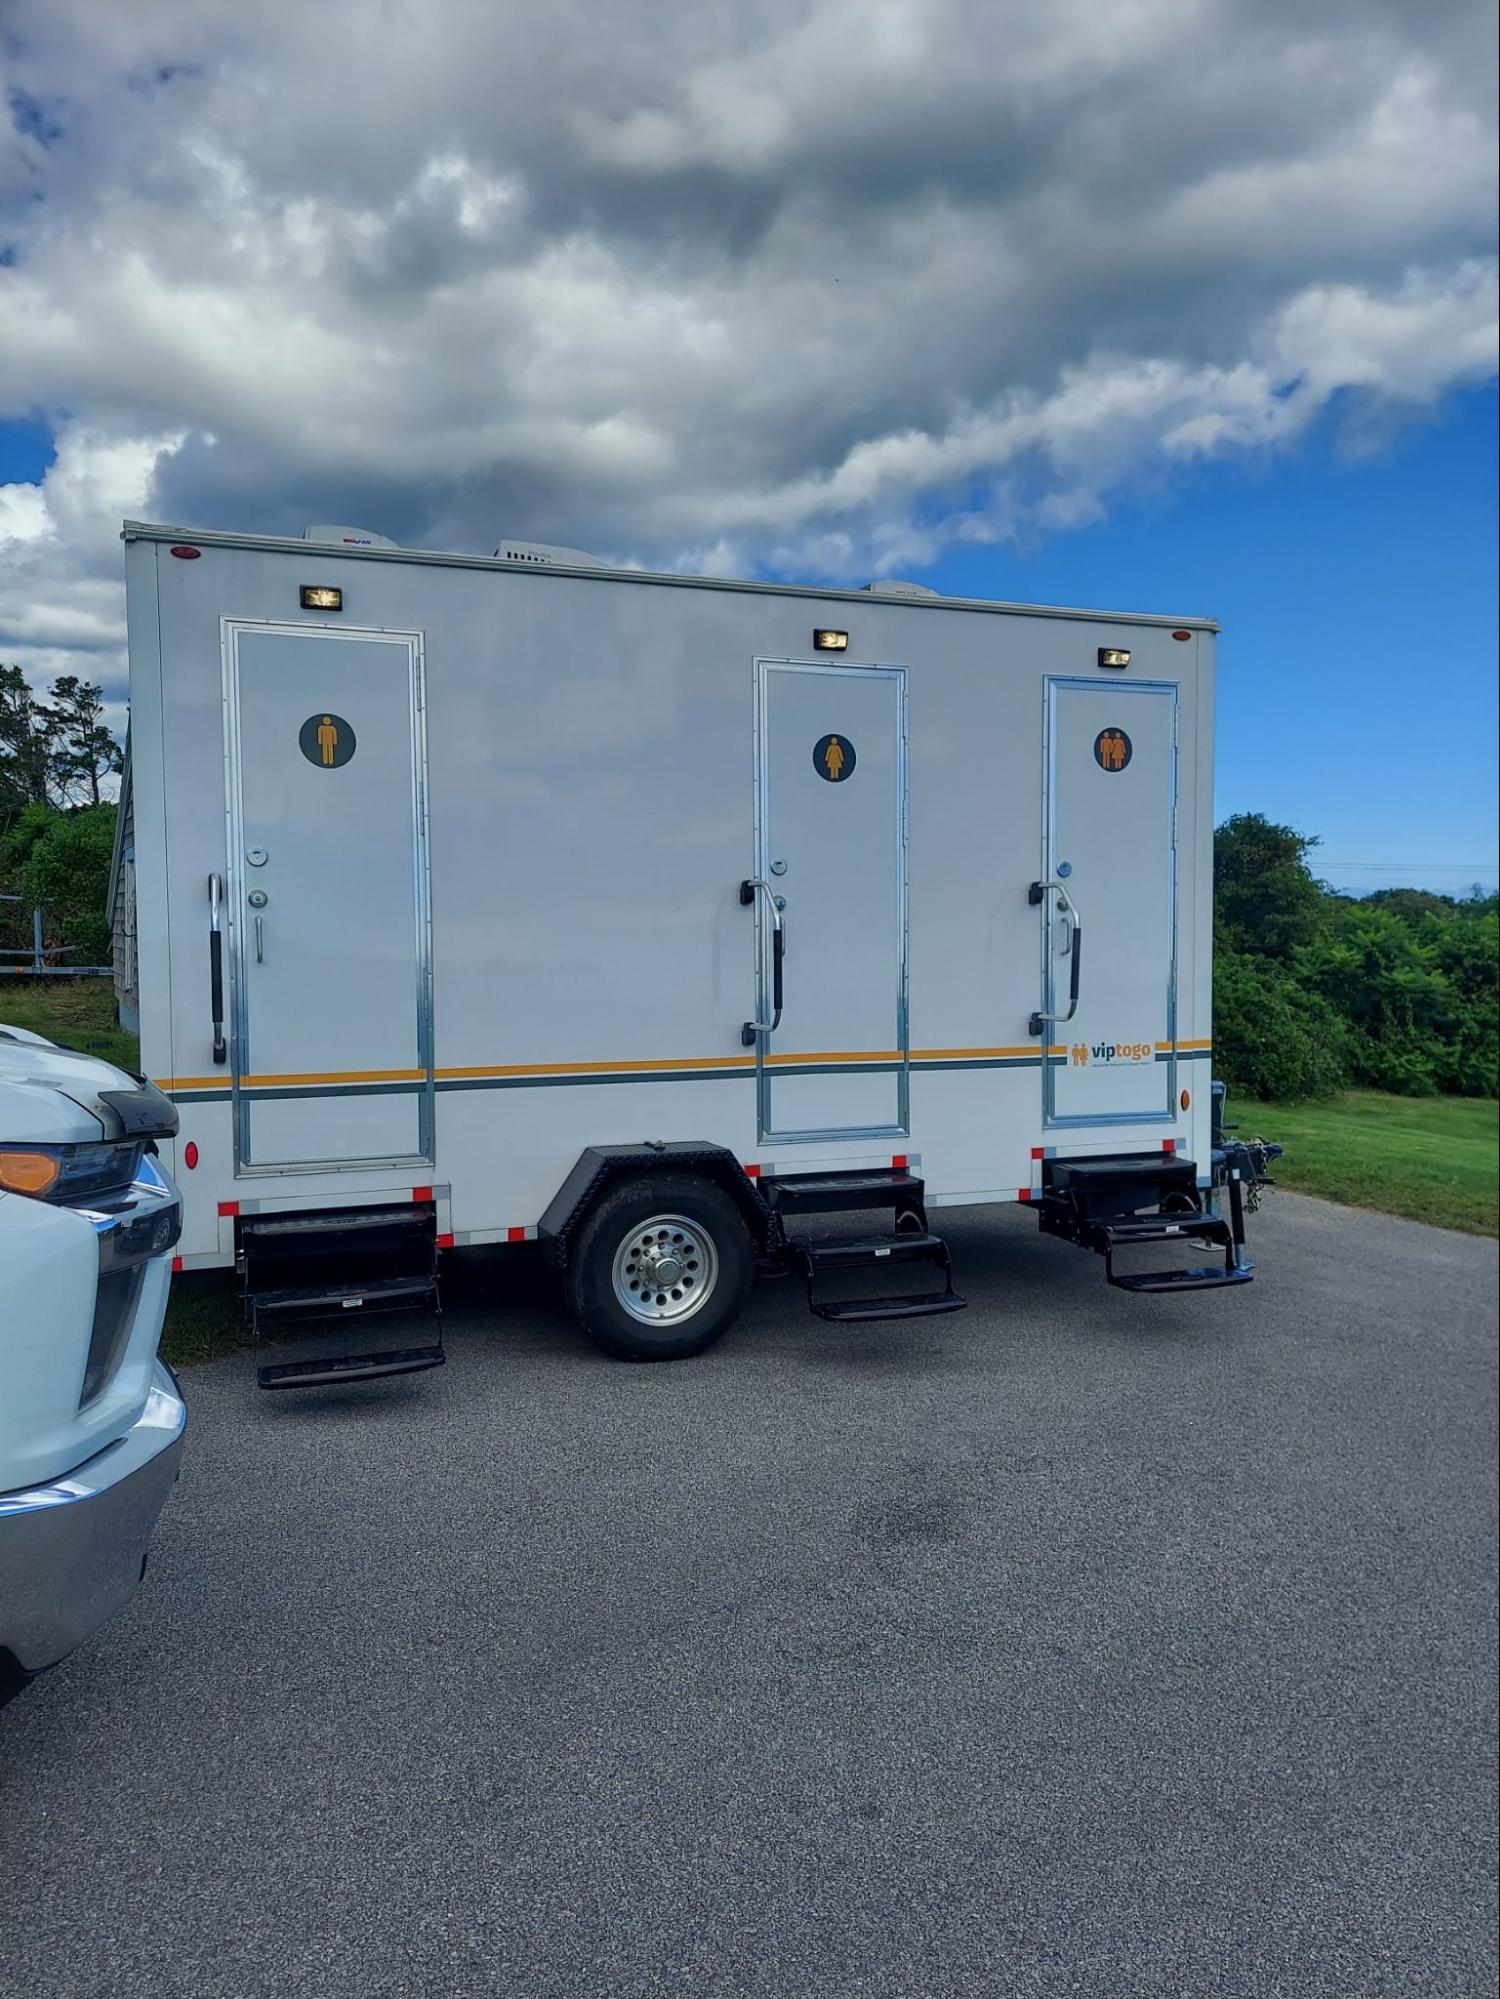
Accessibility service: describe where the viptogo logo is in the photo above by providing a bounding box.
[1071,1040,1154,1066]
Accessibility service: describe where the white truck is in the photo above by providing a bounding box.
[113,519,1278,1387]
[0,1026,185,1701]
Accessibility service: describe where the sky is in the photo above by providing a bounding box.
[1,0,1496,892]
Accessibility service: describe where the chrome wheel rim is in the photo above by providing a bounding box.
[611,1213,719,1326]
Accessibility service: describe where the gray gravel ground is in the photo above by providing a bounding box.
[1,1191,1496,1999]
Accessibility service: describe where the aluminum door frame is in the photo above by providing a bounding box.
[221,617,435,1175]
[752,656,910,1145]
[1041,674,1178,1130]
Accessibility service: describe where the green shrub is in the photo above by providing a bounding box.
[1212,948,1349,1100]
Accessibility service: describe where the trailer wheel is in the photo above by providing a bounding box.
[564,1173,755,1361]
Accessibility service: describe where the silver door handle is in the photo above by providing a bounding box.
[1028,878,1084,1035]
[254,915,264,964]
[739,877,784,1045]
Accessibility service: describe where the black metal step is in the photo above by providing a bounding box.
[813,1291,969,1323]
[1108,1264,1254,1294]
[762,1170,925,1216]
[248,1274,439,1320]
[240,1203,432,1242]
[1091,1214,1234,1252]
[795,1228,966,1323]
[798,1231,949,1271]
[258,1345,446,1390]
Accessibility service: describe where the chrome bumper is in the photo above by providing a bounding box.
[0,1363,186,1679]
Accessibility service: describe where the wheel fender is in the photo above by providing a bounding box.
[538,1143,775,1268]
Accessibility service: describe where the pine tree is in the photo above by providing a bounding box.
[44,674,123,807]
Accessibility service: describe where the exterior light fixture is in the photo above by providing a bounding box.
[813,629,849,651]
[1098,647,1131,669]
[300,585,343,611]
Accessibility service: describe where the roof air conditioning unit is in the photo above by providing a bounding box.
[858,579,939,599]
[495,539,607,569]
[302,525,398,548]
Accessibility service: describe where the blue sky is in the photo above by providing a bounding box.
[918,384,1499,896]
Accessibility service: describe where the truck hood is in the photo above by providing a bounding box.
[0,1026,178,1146]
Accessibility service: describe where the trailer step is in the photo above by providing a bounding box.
[1089,1214,1234,1253]
[799,1230,950,1270]
[1107,1263,1254,1294]
[241,1203,432,1245]
[795,1230,966,1322]
[761,1169,927,1218]
[248,1274,439,1322]
[813,1292,969,1323]
[258,1344,445,1390]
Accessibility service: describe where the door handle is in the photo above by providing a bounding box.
[207,873,227,1065]
[254,915,265,964]
[739,878,784,1046]
[1028,878,1083,1036]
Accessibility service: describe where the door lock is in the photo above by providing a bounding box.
[247,889,269,908]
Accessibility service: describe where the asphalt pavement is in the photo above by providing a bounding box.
[1,1192,1496,1998]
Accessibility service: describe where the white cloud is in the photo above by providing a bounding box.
[0,0,1495,694]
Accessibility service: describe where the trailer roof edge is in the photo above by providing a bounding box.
[120,522,1221,632]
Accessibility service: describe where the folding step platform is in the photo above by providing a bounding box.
[794,1231,967,1323]
[239,1203,444,1389]
[758,1167,967,1323]
[1038,1153,1254,1293]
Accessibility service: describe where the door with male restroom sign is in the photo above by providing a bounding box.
[225,623,433,1171]
[752,659,907,1141]
[1040,677,1178,1127]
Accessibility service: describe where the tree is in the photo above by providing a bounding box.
[0,663,53,817]
[1214,813,1330,961]
[44,674,123,807]
[13,803,119,967]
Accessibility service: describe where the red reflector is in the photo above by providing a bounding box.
[891,1154,908,1170]
[1171,629,1191,642]
[183,1140,199,1170]
[1030,1147,1045,1160]
[1163,1138,1177,1152]
[169,545,201,559]
[218,1200,239,1217]
[743,1163,762,1178]
[436,1232,455,1250]
[412,1185,433,1202]
[171,1256,183,1273]
[1017,1188,1032,1202]
[507,1226,526,1243]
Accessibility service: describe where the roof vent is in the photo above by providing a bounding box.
[858,579,939,599]
[494,538,607,569]
[302,525,397,548]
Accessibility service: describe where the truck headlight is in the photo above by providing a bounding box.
[0,1141,146,1203]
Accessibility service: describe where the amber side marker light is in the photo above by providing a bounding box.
[0,1149,62,1195]
[1181,1089,1191,1112]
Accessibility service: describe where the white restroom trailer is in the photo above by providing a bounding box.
[118,520,1276,1386]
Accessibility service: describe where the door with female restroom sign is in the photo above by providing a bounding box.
[750,659,908,1142]
[224,622,433,1171]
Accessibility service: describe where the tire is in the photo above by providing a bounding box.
[563,1172,755,1361]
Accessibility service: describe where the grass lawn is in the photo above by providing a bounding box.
[0,976,140,1072]
[1241,1089,1498,1237]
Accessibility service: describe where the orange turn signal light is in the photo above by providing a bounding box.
[0,1149,62,1195]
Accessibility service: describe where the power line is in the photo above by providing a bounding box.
[1318,860,1495,874]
